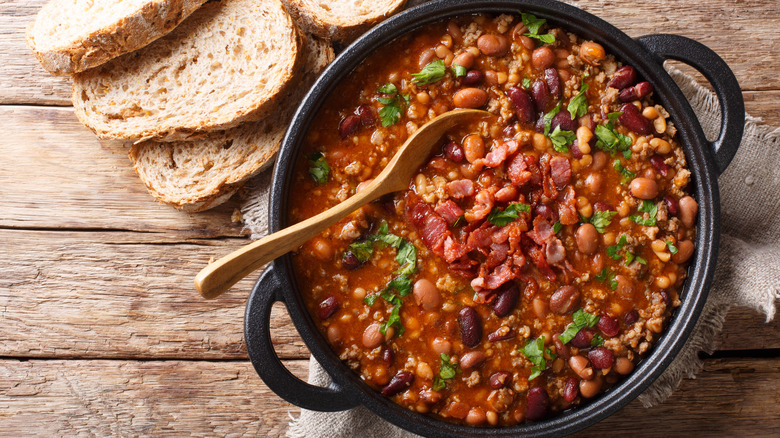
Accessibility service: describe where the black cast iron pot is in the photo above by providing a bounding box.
[244,0,744,436]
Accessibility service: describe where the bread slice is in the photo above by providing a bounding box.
[73,0,305,142]
[27,0,209,75]
[128,36,334,212]
[281,0,407,43]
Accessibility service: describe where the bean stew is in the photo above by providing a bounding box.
[288,12,697,426]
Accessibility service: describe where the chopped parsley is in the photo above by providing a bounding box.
[522,76,532,89]
[594,112,632,159]
[377,83,410,127]
[666,240,679,254]
[451,64,467,78]
[595,268,618,290]
[607,234,629,260]
[487,202,531,226]
[549,125,576,153]
[307,152,330,185]
[613,159,637,183]
[542,103,562,136]
[591,334,605,347]
[521,13,555,44]
[559,309,600,345]
[553,221,562,234]
[433,353,459,390]
[587,210,617,233]
[412,59,447,85]
[567,83,589,120]
[347,240,374,263]
[521,336,554,380]
[381,293,404,336]
[630,200,659,227]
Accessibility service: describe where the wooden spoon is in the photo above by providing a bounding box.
[195,109,491,299]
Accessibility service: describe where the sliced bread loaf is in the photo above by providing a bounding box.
[27,0,208,75]
[128,36,334,212]
[281,0,407,43]
[73,0,304,142]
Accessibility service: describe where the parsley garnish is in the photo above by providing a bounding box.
[630,200,658,227]
[613,159,636,183]
[381,294,404,336]
[521,337,554,380]
[587,210,617,233]
[378,83,397,94]
[595,268,618,290]
[347,240,374,263]
[567,83,589,119]
[521,13,555,44]
[452,64,467,78]
[666,240,679,254]
[553,221,562,234]
[594,113,632,159]
[591,334,605,347]
[307,152,330,185]
[548,125,576,153]
[607,234,628,260]
[543,103,562,136]
[559,309,600,345]
[522,76,532,89]
[487,203,531,226]
[413,60,447,85]
[377,84,410,127]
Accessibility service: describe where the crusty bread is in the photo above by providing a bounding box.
[128,36,334,212]
[281,0,407,43]
[27,0,209,75]
[73,0,305,142]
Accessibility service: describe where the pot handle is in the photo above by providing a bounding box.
[244,266,358,412]
[637,34,744,175]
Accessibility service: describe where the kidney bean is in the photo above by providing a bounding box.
[588,347,615,369]
[608,66,637,90]
[530,80,549,113]
[678,196,698,228]
[525,387,550,421]
[458,307,483,347]
[492,284,519,317]
[544,68,561,98]
[381,371,414,397]
[356,105,376,127]
[579,376,602,398]
[598,314,620,337]
[317,296,340,320]
[487,327,515,342]
[549,285,581,315]
[413,279,441,311]
[649,155,669,177]
[503,124,516,138]
[453,88,488,108]
[575,223,599,255]
[553,336,571,359]
[532,46,555,69]
[550,110,577,132]
[459,351,486,370]
[636,82,654,98]
[489,371,512,389]
[614,357,635,375]
[338,115,360,139]
[478,34,510,57]
[664,195,679,216]
[444,141,465,163]
[659,290,671,306]
[619,81,654,102]
[571,140,583,159]
[593,201,614,212]
[624,309,639,325]
[342,251,362,269]
[618,103,652,135]
[672,240,695,264]
[461,69,484,86]
[534,203,557,222]
[570,328,594,348]
[452,51,475,69]
[563,377,579,402]
[629,177,659,199]
[507,86,536,124]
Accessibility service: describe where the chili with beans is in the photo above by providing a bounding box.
[288,12,697,426]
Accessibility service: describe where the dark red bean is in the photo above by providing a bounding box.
[618,103,652,135]
[635,81,653,98]
[507,86,536,124]
[619,81,654,102]
[598,315,619,337]
[444,141,465,163]
[624,309,639,325]
[570,140,583,159]
[563,377,579,402]
[357,105,376,127]
[382,348,395,366]
[317,296,340,320]
[534,204,558,222]
[530,80,549,114]
[461,69,484,86]
[569,328,595,348]
[487,327,516,342]
[381,371,414,397]
[588,347,615,369]
[342,251,362,270]
[664,195,679,216]
[659,290,671,305]
[554,336,571,359]
[649,155,669,177]
[492,285,519,317]
[489,371,512,389]
[458,307,483,348]
[525,387,550,421]
[544,68,561,98]
[503,124,517,138]
[608,66,637,90]
[593,201,615,212]
[339,114,360,139]
[549,285,580,315]
[550,110,577,132]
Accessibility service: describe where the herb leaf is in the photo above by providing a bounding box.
[413,60,447,85]
[522,76,532,89]
[452,64,467,78]
[378,104,401,127]
[521,337,554,380]
[630,200,659,226]
[307,152,330,185]
[559,309,600,345]
[588,210,617,233]
[526,33,556,44]
[553,221,562,234]
[438,353,459,380]
[591,334,605,347]
[548,125,576,153]
[520,13,555,44]
[666,240,679,254]
[543,103,562,136]
[347,240,374,263]
[595,120,632,158]
[595,268,618,290]
[567,83,589,119]
[377,83,408,127]
[487,203,531,226]
[613,159,636,183]
[380,294,404,336]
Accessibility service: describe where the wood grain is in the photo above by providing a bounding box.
[0,357,777,437]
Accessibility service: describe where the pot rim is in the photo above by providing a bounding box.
[262,0,722,436]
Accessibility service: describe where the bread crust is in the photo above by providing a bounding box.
[281,0,407,43]
[27,0,209,75]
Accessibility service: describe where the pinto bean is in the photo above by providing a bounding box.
[431,337,452,355]
[615,275,634,300]
[413,279,441,310]
[591,151,608,171]
[459,351,486,370]
[569,355,594,380]
[418,48,436,69]
[629,177,659,199]
[327,325,341,344]
[618,103,652,135]
[532,46,555,69]
[463,134,485,163]
[672,240,695,264]
[363,323,384,348]
[585,173,604,194]
[478,34,510,57]
[575,223,599,255]
[678,196,698,228]
[579,376,602,398]
[452,51,475,69]
[580,42,605,65]
[525,387,550,421]
[317,296,340,320]
[608,66,637,90]
[614,357,635,375]
[381,371,414,397]
[549,285,581,315]
[532,297,549,319]
[453,88,488,108]
[507,86,536,124]
[459,307,483,347]
[466,407,487,425]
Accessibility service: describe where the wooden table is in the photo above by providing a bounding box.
[1,0,778,436]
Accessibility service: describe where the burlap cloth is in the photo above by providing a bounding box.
[239,50,780,438]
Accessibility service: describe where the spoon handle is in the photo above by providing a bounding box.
[194,181,389,299]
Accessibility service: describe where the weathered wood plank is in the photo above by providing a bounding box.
[0,357,777,437]
[0,105,252,236]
